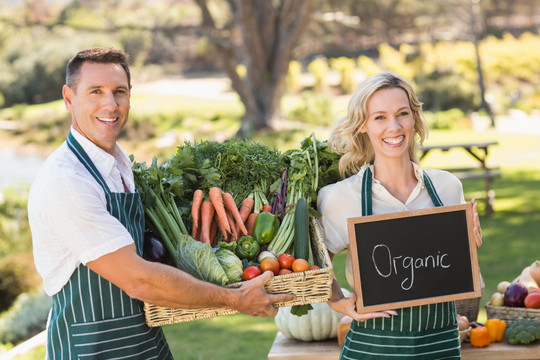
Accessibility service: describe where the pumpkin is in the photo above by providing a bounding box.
[275,288,350,341]
[530,260,540,287]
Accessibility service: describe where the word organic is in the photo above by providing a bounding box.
[371,244,451,290]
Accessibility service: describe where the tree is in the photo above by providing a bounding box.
[194,0,315,137]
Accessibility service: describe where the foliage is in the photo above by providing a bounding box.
[0,187,32,257]
[287,91,333,126]
[329,57,356,94]
[0,253,42,312]
[0,291,51,345]
[423,108,467,130]
[307,57,330,92]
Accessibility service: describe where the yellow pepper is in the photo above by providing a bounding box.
[485,318,507,342]
[470,326,490,348]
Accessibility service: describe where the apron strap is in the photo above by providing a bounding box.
[361,165,443,216]
[66,131,111,194]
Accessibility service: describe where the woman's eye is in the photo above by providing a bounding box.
[375,115,385,120]
[398,111,409,117]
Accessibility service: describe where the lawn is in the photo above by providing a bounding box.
[9,100,540,360]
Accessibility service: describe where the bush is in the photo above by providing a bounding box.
[0,291,51,345]
[0,253,42,312]
[0,187,32,258]
[286,91,333,126]
[307,57,329,92]
[423,108,466,130]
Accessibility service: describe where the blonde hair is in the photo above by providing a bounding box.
[329,72,428,178]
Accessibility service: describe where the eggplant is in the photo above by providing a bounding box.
[503,282,528,307]
[143,231,170,264]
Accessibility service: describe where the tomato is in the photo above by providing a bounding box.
[243,266,262,281]
[278,253,295,270]
[260,257,280,275]
[292,258,309,272]
[524,292,540,308]
[308,264,320,271]
[278,268,293,275]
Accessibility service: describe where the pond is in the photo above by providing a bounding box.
[0,148,46,189]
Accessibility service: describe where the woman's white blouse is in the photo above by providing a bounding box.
[317,162,465,288]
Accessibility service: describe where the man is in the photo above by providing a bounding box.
[28,47,293,359]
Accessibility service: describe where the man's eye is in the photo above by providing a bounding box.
[90,89,101,94]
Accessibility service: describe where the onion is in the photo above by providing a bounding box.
[258,250,277,263]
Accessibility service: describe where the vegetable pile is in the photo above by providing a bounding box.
[133,134,341,292]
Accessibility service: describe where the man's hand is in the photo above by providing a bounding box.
[234,271,295,317]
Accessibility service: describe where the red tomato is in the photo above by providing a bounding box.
[243,266,262,281]
[308,265,320,271]
[260,257,280,275]
[278,268,293,275]
[292,258,309,272]
[278,253,295,270]
[524,292,540,308]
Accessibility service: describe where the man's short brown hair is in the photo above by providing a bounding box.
[66,47,131,91]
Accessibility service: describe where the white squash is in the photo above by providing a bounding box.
[275,288,350,341]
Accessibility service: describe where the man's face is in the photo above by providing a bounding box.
[63,61,130,154]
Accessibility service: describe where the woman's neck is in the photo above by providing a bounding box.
[372,158,417,203]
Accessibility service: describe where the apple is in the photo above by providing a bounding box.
[490,292,504,306]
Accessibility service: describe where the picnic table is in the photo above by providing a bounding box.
[268,332,540,360]
[419,141,501,215]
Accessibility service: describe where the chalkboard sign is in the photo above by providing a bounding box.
[347,203,481,313]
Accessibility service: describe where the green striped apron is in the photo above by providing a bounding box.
[46,132,173,359]
[340,166,461,359]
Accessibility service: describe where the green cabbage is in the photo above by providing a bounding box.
[215,248,244,284]
[175,234,229,286]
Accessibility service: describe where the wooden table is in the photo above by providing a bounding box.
[268,332,540,360]
[419,141,501,215]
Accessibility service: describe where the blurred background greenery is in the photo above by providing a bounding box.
[1,0,539,358]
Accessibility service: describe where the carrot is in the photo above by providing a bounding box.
[262,204,272,213]
[246,212,258,236]
[208,187,231,239]
[225,209,238,242]
[191,189,204,239]
[199,199,215,244]
[223,192,249,236]
[238,196,255,223]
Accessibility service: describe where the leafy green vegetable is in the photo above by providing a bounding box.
[172,139,284,205]
[132,157,189,267]
[176,234,229,286]
[268,133,341,257]
[290,304,313,317]
[215,247,244,284]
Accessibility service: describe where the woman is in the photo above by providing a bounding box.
[317,72,482,359]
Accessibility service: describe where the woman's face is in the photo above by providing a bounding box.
[361,87,415,161]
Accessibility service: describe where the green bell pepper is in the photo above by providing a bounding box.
[252,212,280,245]
[235,236,260,260]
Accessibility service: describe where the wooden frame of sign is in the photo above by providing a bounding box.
[347,203,481,314]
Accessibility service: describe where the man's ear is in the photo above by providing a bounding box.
[62,85,74,111]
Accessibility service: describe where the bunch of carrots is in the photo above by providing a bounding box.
[191,187,272,246]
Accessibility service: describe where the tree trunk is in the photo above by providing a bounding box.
[195,0,315,138]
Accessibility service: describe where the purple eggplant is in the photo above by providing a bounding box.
[143,231,170,264]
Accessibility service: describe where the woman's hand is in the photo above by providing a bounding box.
[328,292,397,322]
[471,198,483,248]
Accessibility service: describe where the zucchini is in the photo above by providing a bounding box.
[294,197,310,260]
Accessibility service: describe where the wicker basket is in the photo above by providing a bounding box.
[144,218,333,326]
[485,302,540,324]
[456,296,482,322]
